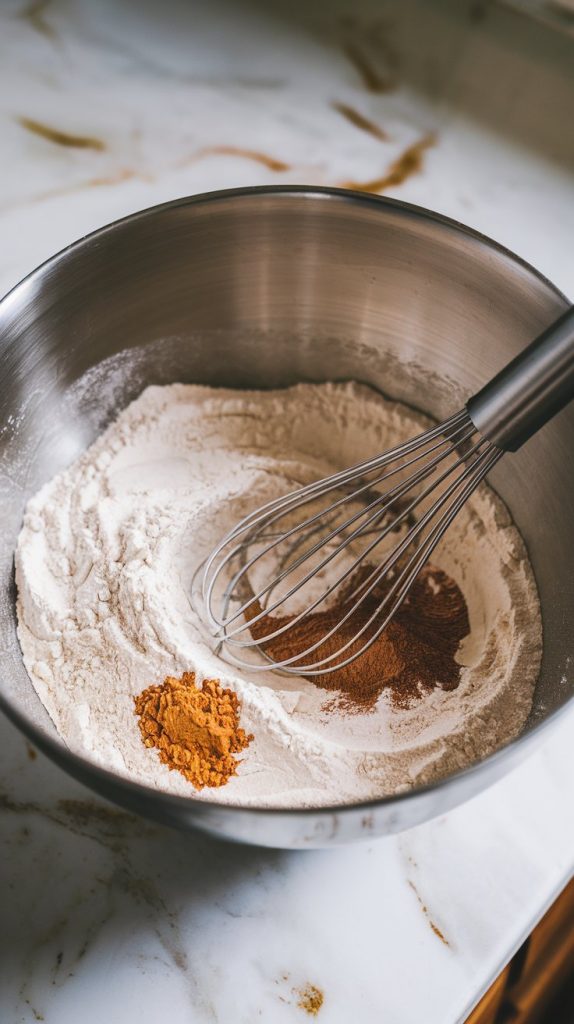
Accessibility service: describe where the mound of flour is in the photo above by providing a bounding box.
[15,383,542,807]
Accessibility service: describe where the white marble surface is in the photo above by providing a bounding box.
[1,710,573,1024]
[1,1,574,1021]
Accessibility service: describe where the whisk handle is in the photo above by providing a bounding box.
[467,306,574,451]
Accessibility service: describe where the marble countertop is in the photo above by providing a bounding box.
[1,1,573,1021]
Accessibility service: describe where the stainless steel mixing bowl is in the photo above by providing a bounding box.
[0,187,572,848]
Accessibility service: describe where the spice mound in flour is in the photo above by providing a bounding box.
[248,564,469,711]
[134,673,253,789]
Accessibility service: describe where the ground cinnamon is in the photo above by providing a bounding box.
[248,564,469,711]
[134,673,253,788]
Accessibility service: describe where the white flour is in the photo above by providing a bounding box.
[15,383,542,807]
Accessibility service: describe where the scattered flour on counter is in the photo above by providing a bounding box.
[15,383,542,807]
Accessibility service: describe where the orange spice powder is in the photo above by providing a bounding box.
[134,673,253,789]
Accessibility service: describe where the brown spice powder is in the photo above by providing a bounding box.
[134,673,253,789]
[296,984,324,1016]
[247,564,469,711]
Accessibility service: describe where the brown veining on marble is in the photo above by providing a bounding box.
[341,134,435,193]
[17,116,106,151]
[189,145,290,172]
[407,879,450,947]
[229,78,287,89]
[1,786,191,1014]
[8,133,289,215]
[340,15,400,93]
[89,167,147,186]
[23,999,44,1020]
[332,101,389,141]
[19,0,55,39]
[0,168,150,214]
[0,790,155,847]
[342,41,394,93]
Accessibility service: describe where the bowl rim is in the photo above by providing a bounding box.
[1,184,572,819]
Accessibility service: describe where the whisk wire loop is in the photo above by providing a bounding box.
[217,430,487,647]
[204,412,474,632]
[203,410,469,600]
[220,442,500,671]
[201,409,501,675]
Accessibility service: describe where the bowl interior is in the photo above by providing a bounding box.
[0,189,572,770]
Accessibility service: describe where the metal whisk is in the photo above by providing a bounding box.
[203,308,574,675]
